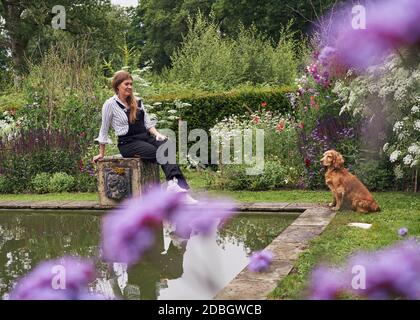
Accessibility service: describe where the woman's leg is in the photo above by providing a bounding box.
[118,138,190,190]
[145,137,190,190]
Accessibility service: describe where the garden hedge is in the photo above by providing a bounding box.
[146,86,296,132]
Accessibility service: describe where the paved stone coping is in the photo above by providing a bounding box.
[214,205,336,300]
[0,200,316,212]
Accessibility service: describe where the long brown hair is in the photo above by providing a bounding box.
[111,70,138,124]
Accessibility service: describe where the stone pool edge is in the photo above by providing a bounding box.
[0,200,317,213]
[213,205,336,300]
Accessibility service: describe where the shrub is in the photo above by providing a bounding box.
[146,86,295,133]
[31,173,52,194]
[168,13,299,91]
[48,172,75,193]
[214,160,302,191]
[0,128,82,193]
[73,173,97,193]
[0,92,28,114]
[0,175,13,194]
[353,158,395,191]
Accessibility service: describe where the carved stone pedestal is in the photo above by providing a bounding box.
[97,155,160,207]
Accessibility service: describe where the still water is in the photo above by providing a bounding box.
[0,211,297,300]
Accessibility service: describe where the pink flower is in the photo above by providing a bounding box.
[276,121,285,132]
[310,96,316,107]
[253,116,260,124]
[261,102,267,107]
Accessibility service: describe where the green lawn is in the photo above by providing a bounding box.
[269,192,420,299]
[1,171,419,300]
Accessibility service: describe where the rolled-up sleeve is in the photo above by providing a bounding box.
[94,101,114,145]
[141,101,157,130]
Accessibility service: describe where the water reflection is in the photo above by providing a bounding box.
[0,211,297,300]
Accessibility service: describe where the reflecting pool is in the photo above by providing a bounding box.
[0,211,298,300]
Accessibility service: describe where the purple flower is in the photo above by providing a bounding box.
[8,256,104,300]
[169,197,236,239]
[248,250,273,272]
[101,186,183,265]
[321,0,420,70]
[308,239,420,300]
[308,266,346,300]
[318,47,336,66]
[398,228,408,237]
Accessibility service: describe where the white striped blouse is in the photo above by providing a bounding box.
[94,95,157,145]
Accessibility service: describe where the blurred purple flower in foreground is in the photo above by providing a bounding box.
[308,239,420,300]
[308,266,347,300]
[169,197,236,239]
[321,0,420,70]
[399,228,408,237]
[101,186,183,265]
[248,250,274,272]
[101,187,237,265]
[8,256,104,300]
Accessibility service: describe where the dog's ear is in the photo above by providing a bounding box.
[333,152,345,169]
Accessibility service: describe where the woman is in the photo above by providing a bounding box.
[93,70,197,204]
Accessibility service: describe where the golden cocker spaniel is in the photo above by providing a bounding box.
[320,150,380,213]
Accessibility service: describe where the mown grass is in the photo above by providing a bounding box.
[269,192,420,299]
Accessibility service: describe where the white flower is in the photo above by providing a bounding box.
[403,154,413,165]
[408,144,420,155]
[394,165,404,179]
[411,160,419,168]
[393,121,404,132]
[411,105,419,114]
[382,143,389,152]
[167,109,177,114]
[390,150,401,163]
[414,120,420,131]
[397,132,406,141]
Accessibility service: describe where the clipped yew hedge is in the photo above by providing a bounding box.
[146,86,296,132]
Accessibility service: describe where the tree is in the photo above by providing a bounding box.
[0,0,131,78]
[131,0,346,71]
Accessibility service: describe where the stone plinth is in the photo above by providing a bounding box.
[97,155,160,207]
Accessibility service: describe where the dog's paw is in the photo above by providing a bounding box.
[331,206,340,211]
[328,202,335,207]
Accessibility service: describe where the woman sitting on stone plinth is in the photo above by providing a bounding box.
[92,70,197,205]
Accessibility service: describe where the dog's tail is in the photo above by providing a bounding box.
[357,200,380,213]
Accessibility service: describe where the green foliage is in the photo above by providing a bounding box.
[73,173,97,193]
[353,158,395,192]
[0,175,13,194]
[168,14,299,90]
[0,127,82,193]
[147,86,294,132]
[48,172,75,193]
[1,0,131,75]
[132,0,345,71]
[214,160,302,191]
[31,173,52,194]
[17,40,110,144]
[0,93,28,113]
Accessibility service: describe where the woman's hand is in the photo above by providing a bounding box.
[155,132,167,141]
[92,154,104,164]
